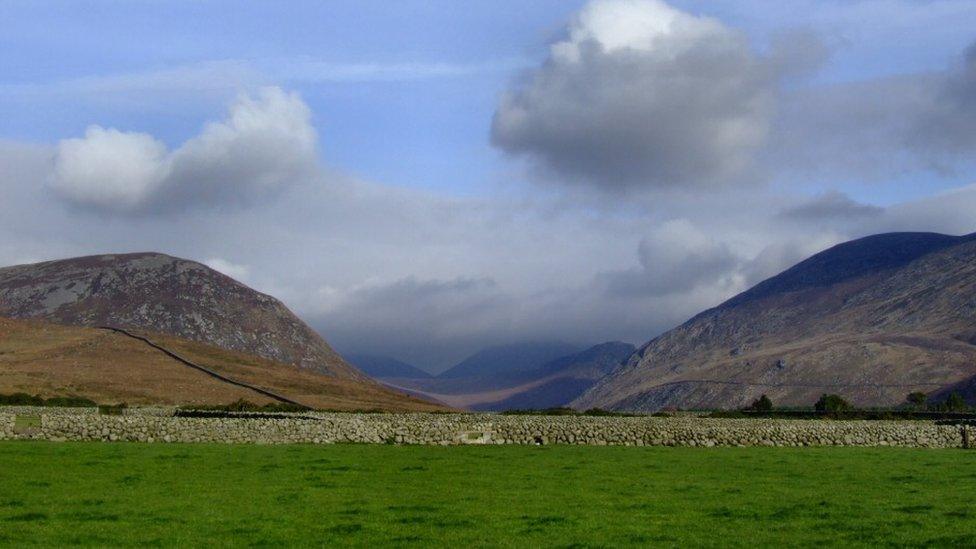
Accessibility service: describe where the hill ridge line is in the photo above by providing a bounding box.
[99,326,308,408]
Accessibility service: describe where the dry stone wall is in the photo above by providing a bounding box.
[0,406,98,416]
[0,409,970,448]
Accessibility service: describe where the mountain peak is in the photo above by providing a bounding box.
[0,252,363,379]
[719,232,976,311]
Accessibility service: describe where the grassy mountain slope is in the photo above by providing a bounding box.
[0,317,447,411]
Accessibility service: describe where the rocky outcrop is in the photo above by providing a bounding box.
[0,253,363,379]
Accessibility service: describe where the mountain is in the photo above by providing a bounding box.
[468,341,635,411]
[383,341,634,411]
[345,354,432,379]
[530,341,636,380]
[0,253,362,379]
[0,317,447,411]
[574,232,976,412]
[436,341,581,379]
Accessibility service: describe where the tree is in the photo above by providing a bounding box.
[944,392,968,412]
[906,392,928,409]
[815,394,852,413]
[750,394,773,412]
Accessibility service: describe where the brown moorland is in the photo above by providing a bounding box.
[0,317,449,411]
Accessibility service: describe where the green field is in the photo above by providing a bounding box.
[1,442,975,547]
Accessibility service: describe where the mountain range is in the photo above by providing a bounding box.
[345,354,433,379]
[4,231,976,413]
[372,341,635,410]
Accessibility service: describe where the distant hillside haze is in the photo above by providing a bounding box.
[345,354,432,379]
[574,232,976,412]
[532,342,636,379]
[0,252,365,380]
[436,341,581,379]
[379,341,634,411]
[468,341,636,411]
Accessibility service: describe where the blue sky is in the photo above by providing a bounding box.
[2,1,583,193]
[2,1,976,369]
[4,0,975,199]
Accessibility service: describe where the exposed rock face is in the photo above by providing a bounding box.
[574,232,976,411]
[0,253,364,380]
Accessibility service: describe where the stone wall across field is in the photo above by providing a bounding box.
[0,409,971,448]
[0,406,99,416]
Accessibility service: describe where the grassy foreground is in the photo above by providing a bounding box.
[1,442,975,547]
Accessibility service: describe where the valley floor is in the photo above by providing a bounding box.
[2,443,975,546]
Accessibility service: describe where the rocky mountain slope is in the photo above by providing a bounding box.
[383,341,634,410]
[0,317,447,411]
[574,232,976,411]
[0,253,363,380]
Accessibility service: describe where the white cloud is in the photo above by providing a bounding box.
[267,57,531,83]
[50,86,316,215]
[551,0,726,63]
[0,57,526,102]
[492,0,781,190]
[51,127,170,211]
[0,60,260,99]
[599,219,741,297]
[204,258,251,282]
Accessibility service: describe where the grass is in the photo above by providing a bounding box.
[1,442,975,547]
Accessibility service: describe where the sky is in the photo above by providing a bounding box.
[2,0,976,372]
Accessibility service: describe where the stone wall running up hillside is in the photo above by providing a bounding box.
[1,409,970,448]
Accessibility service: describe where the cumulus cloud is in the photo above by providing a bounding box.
[50,87,315,215]
[778,191,884,222]
[491,0,783,189]
[873,184,976,236]
[599,219,740,297]
[204,258,251,282]
[310,276,511,369]
[51,127,170,211]
[741,233,845,287]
